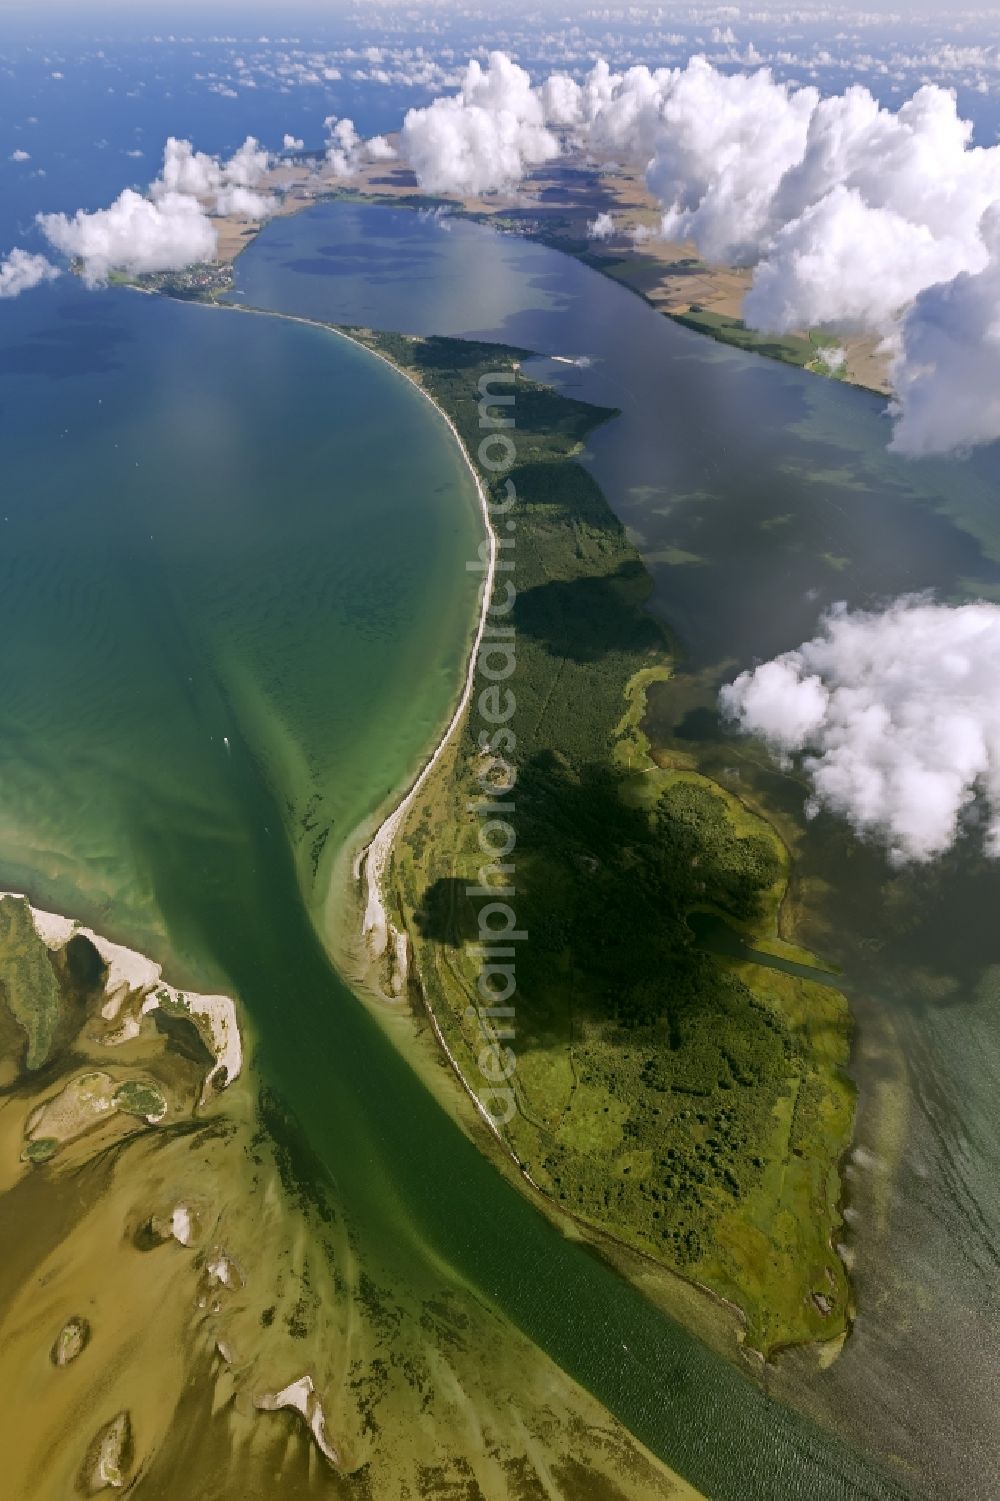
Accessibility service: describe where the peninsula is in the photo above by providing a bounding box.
[113,233,860,1361]
[335,329,857,1359]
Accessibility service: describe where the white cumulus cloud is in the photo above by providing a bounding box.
[399,51,559,195]
[29,52,1000,455]
[222,135,269,188]
[324,116,362,176]
[213,184,274,219]
[588,211,616,239]
[319,119,393,178]
[153,136,225,197]
[574,58,1000,451]
[743,185,978,333]
[365,134,396,163]
[540,71,584,128]
[382,50,1000,448]
[0,247,59,298]
[720,598,1000,863]
[648,57,818,264]
[38,189,217,284]
[889,208,1000,456]
[151,134,271,214]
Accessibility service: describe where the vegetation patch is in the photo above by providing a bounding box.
[26,1070,119,1145]
[22,1136,58,1165]
[0,895,65,1070]
[671,308,848,379]
[113,1079,167,1120]
[50,1315,91,1368]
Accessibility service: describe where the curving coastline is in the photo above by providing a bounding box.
[163,292,498,1002]
[332,339,498,980]
[125,278,512,1136]
[0,214,915,1495]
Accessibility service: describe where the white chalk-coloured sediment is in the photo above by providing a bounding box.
[171,1203,194,1246]
[255,1375,341,1468]
[0,891,242,1090]
[206,1252,241,1288]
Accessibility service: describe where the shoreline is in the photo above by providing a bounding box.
[123,284,675,1331]
[286,172,887,397]
[137,153,890,398]
[222,307,499,1000]
[129,277,507,1019]
[147,288,511,1136]
[166,294,617,1188]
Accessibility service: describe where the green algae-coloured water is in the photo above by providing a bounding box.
[0,275,907,1498]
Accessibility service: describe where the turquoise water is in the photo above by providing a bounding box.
[0,265,908,1495]
[231,199,1000,1498]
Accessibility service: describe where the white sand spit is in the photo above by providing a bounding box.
[0,892,242,1090]
[255,1375,341,1467]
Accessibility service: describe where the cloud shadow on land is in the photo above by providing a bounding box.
[404,750,859,1291]
[413,876,468,950]
[413,753,784,1033]
[510,562,665,664]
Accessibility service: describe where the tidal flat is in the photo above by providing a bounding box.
[0,895,695,1499]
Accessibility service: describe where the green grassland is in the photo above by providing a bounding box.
[670,308,848,379]
[345,329,855,1357]
[0,896,67,1070]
